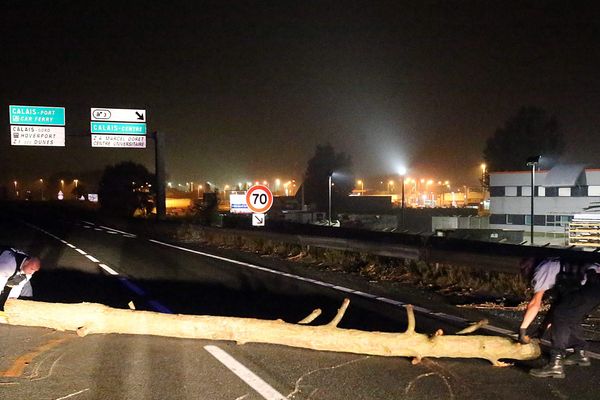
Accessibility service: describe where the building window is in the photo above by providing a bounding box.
[545,187,558,197]
[538,187,545,197]
[505,186,518,197]
[489,186,505,197]
[545,215,573,227]
[490,214,506,224]
[589,186,600,196]
[522,186,532,196]
[558,187,571,197]
[506,214,525,225]
[571,186,587,197]
[525,215,532,226]
[560,215,573,226]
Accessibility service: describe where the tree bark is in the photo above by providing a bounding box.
[1,299,540,365]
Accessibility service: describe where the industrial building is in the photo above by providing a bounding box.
[489,165,600,244]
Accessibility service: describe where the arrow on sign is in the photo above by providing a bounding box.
[136,111,144,120]
[252,213,265,226]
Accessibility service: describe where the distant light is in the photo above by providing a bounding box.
[420,179,425,183]
[398,166,407,176]
[481,163,487,171]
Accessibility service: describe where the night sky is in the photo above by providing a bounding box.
[1,1,599,188]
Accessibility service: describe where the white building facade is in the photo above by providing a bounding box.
[489,165,600,235]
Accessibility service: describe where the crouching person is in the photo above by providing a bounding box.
[519,257,600,378]
[0,247,42,309]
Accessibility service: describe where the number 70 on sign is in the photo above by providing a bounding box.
[245,185,273,214]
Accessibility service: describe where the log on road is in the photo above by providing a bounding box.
[1,298,540,365]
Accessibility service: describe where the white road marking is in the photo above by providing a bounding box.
[85,255,100,263]
[99,225,136,236]
[99,263,119,276]
[204,345,287,400]
[75,248,87,255]
[66,243,76,249]
[55,388,90,400]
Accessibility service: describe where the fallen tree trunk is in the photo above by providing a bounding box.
[1,298,540,365]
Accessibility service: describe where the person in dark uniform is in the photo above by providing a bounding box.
[519,257,600,378]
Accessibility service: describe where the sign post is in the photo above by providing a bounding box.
[245,185,273,227]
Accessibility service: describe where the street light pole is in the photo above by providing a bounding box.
[328,173,332,226]
[526,156,541,245]
[398,167,407,228]
[401,175,405,227]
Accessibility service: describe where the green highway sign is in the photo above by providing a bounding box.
[10,105,65,126]
[91,121,147,134]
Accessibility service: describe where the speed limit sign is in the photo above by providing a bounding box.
[245,185,274,214]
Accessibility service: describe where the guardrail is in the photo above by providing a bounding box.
[206,222,600,274]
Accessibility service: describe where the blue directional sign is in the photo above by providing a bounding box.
[91,121,147,135]
[10,105,65,126]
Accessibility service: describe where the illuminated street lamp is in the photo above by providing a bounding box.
[357,179,364,194]
[526,155,541,244]
[197,184,203,198]
[39,178,44,200]
[480,163,487,195]
[388,180,394,193]
[14,180,18,198]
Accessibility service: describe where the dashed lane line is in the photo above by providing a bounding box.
[24,223,171,314]
[204,345,287,400]
[85,255,100,263]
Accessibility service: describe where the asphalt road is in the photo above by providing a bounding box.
[2,205,600,400]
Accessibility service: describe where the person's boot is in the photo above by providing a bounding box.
[529,353,565,378]
[564,349,591,367]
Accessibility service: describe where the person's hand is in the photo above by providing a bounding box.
[6,274,26,287]
[519,328,531,344]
